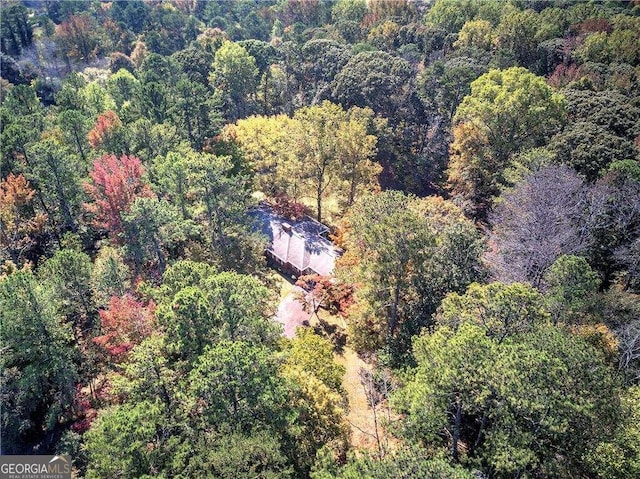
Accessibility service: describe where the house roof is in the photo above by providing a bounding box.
[251,204,340,276]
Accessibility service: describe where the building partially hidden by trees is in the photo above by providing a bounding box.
[252,202,341,277]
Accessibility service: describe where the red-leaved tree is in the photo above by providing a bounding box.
[84,154,154,237]
[272,192,311,221]
[92,294,156,359]
[295,274,354,317]
[70,384,98,434]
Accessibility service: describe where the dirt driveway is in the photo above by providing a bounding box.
[274,285,313,338]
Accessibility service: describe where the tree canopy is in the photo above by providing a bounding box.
[1,1,639,477]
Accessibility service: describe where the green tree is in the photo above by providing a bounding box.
[179,430,292,479]
[331,0,367,23]
[54,73,87,112]
[424,0,501,34]
[79,81,117,118]
[170,76,223,149]
[90,246,131,307]
[312,447,473,479]
[396,322,620,477]
[454,20,495,52]
[285,328,345,394]
[57,109,91,162]
[155,285,214,360]
[127,119,182,163]
[211,41,259,121]
[447,67,566,216]
[86,334,290,479]
[563,89,639,141]
[188,340,287,433]
[418,57,487,122]
[121,197,194,275]
[0,85,44,174]
[436,282,550,342]
[144,6,198,56]
[171,45,215,86]
[134,81,170,124]
[0,270,78,453]
[232,103,380,219]
[84,400,170,479]
[300,39,352,104]
[154,260,217,298]
[0,3,33,56]
[106,68,141,113]
[587,386,640,479]
[138,52,180,85]
[184,152,264,273]
[282,329,349,473]
[155,270,278,360]
[331,51,414,124]
[549,121,637,181]
[543,255,600,325]
[110,335,178,410]
[26,137,86,232]
[293,101,346,222]
[39,246,94,324]
[340,193,484,360]
[229,114,300,197]
[201,272,279,344]
[150,146,192,220]
[237,39,278,113]
[494,6,543,68]
[336,107,381,207]
[341,191,435,355]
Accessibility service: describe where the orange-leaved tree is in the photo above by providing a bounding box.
[87,110,123,153]
[0,173,47,264]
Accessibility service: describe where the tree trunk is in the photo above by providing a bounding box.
[473,408,489,453]
[153,235,166,274]
[316,187,322,223]
[452,398,462,462]
[177,179,188,220]
[348,168,357,206]
[73,125,86,161]
[262,69,270,115]
[21,148,54,227]
[388,279,401,335]
[48,154,76,231]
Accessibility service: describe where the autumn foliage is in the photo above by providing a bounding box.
[55,14,99,63]
[0,173,47,263]
[70,384,98,434]
[88,110,122,150]
[92,294,156,359]
[84,154,154,236]
[296,274,354,317]
[547,64,584,89]
[272,192,311,221]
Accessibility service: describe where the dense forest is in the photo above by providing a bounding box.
[1,0,640,477]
